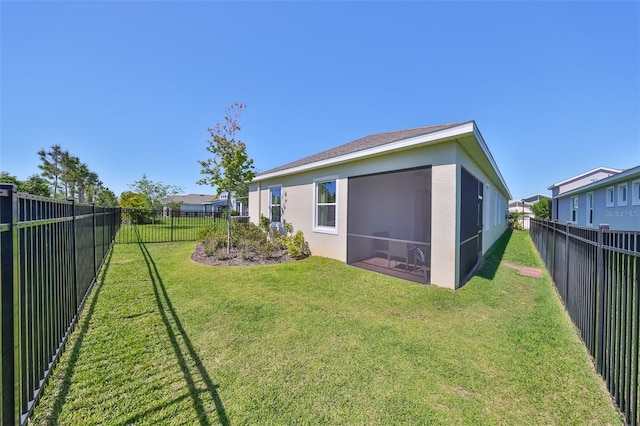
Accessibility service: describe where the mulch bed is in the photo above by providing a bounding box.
[191,242,298,267]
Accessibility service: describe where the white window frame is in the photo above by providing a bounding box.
[618,183,628,207]
[632,180,640,206]
[571,196,578,222]
[268,184,282,223]
[313,175,338,234]
[586,192,594,227]
[606,186,615,207]
[484,184,490,231]
[494,190,499,226]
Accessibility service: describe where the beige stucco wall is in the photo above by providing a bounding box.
[249,139,509,290]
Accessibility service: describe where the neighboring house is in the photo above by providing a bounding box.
[249,121,511,290]
[161,192,247,215]
[548,167,622,222]
[209,191,247,216]
[549,165,640,230]
[161,194,216,213]
[508,194,551,229]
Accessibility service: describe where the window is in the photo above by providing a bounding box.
[586,192,594,226]
[632,180,640,206]
[618,183,628,206]
[484,184,490,231]
[314,177,337,232]
[494,190,499,226]
[606,186,614,207]
[269,186,282,222]
[571,196,578,222]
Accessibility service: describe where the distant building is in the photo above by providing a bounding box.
[161,191,247,215]
[161,194,216,213]
[549,166,640,230]
[508,194,551,229]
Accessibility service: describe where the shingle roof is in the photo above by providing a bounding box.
[258,121,470,176]
[161,194,216,205]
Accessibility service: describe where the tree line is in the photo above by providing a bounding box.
[1,144,118,206]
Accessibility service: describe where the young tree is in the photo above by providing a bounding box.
[532,198,552,220]
[198,103,256,253]
[128,174,183,211]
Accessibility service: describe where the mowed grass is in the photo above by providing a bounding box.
[115,216,226,243]
[31,231,622,425]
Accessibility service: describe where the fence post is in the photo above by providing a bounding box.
[565,222,571,304]
[0,184,17,425]
[551,221,556,278]
[170,208,174,242]
[596,223,610,374]
[92,203,97,276]
[68,199,78,313]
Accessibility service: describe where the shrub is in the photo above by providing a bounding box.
[200,226,228,256]
[276,223,310,259]
[259,241,278,259]
[120,191,154,224]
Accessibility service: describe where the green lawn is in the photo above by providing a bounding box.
[31,231,622,425]
[115,216,226,243]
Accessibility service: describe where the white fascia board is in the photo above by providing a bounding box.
[471,123,512,200]
[555,165,640,199]
[254,122,476,182]
[547,166,623,190]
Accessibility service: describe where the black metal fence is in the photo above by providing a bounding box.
[530,218,640,425]
[115,209,236,244]
[0,184,120,425]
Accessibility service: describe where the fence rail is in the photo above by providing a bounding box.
[530,218,640,425]
[0,184,120,425]
[115,209,238,244]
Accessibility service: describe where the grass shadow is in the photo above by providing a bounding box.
[44,244,114,423]
[136,240,229,426]
[475,229,513,280]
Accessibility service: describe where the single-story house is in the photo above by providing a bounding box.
[549,165,640,230]
[248,120,511,290]
[161,194,216,213]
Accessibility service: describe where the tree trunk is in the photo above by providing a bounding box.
[226,193,232,254]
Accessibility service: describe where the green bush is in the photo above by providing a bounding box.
[276,224,310,259]
[120,191,154,224]
[199,218,310,260]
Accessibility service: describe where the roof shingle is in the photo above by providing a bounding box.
[258,121,469,176]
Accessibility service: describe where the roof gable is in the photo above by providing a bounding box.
[252,120,512,200]
[257,121,470,177]
[548,167,623,190]
[556,165,640,198]
[161,194,216,205]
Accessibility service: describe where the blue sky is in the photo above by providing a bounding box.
[2,1,639,200]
